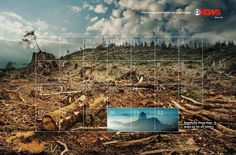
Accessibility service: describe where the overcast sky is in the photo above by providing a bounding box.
[0,0,235,68]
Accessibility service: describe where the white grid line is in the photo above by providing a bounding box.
[201,36,204,108]
[178,36,180,102]
[35,59,203,62]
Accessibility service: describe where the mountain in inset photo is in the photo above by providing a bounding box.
[110,112,178,132]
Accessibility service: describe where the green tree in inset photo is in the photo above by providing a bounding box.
[5,61,16,71]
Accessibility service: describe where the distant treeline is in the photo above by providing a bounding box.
[97,40,235,50]
[1,40,235,71]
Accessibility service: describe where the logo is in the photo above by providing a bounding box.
[194,9,201,16]
[194,8,221,16]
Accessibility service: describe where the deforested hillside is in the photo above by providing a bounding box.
[0,44,235,154]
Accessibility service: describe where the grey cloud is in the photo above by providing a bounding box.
[87,0,236,43]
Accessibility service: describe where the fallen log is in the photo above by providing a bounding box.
[139,146,200,155]
[71,126,107,131]
[183,103,201,110]
[181,103,235,121]
[211,108,236,115]
[171,100,236,135]
[204,98,236,104]
[109,83,157,89]
[172,100,210,123]
[218,122,236,128]
[199,111,235,123]
[181,95,235,109]
[202,103,235,109]
[103,135,158,147]
[181,95,202,106]
[40,91,82,96]
[42,95,86,131]
[179,102,235,122]
[88,96,108,118]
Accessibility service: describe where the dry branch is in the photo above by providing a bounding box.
[18,95,26,103]
[56,141,68,155]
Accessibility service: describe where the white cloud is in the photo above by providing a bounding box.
[119,0,151,11]
[1,11,23,20]
[83,3,94,11]
[90,16,99,23]
[0,11,61,46]
[0,11,33,38]
[34,20,49,31]
[104,0,113,5]
[94,4,107,13]
[70,6,82,13]
[112,9,120,18]
[86,0,236,44]
[87,0,167,36]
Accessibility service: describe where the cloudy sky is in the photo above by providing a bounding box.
[0,0,235,68]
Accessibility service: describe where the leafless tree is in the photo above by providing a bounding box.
[21,30,42,52]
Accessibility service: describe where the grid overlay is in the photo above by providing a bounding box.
[34,35,204,132]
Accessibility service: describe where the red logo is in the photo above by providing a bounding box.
[194,9,221,16]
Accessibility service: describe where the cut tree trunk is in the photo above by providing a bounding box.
[27,51,59,74]
[88,96,107,115]
[42,96,86,131]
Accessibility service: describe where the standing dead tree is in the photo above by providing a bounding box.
[21,30,43,52]
[20,30,59,75]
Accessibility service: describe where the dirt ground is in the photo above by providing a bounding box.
[0,47,235,154]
